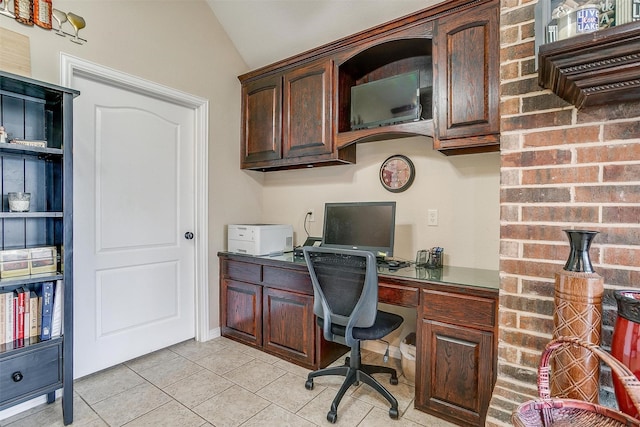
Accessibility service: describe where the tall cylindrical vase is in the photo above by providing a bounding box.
[551,230,604,403]
[611,290,640,418]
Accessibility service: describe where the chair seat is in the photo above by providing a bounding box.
[318,310,403,341]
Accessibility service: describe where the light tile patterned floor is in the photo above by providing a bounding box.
[0,337,458,427]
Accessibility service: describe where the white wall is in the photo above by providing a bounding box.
[0,1,262,333]
[263,136,500,270]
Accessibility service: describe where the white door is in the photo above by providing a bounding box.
[66,63,204,378]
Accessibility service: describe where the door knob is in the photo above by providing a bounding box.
[184,232,194,240]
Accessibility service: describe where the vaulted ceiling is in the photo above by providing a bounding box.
[205,0,439,70]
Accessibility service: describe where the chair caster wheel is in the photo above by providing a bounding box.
[305,379,314,390]
[327,411,338,423]
[389,407,399,419]
[390,376,399,385]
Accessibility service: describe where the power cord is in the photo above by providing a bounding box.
[304,211,312,237]
[379,339,390,363]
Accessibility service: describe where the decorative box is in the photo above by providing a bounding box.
[29,246,57,274]
[0,249,30,278]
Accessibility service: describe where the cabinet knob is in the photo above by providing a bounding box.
[12,371,23,382]
[184,232,194,240]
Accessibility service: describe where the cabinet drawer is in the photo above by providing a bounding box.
[263,266,312,294]
[421,289,496,330]
[224,260,261,283]
[378,282,419,307]
[0,343,62,404]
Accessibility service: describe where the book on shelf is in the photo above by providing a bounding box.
[51,280,62,338]
[5,292,13,344]
[8,139,47,148]
[0,291,5,344]
[39,281,54,341]
[29,291,38,338]
[15,288,25,340]
[23,288,29,342]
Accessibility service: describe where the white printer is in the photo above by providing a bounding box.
[227,224,294,256]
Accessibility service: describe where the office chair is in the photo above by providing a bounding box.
[303,246,403,423]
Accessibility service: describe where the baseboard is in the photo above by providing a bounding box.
[0,390,61,422]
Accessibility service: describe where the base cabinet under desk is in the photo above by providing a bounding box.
[218,253,498,426]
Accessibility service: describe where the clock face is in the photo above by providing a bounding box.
[379,155,415,193]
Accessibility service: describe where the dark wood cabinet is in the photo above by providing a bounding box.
[241,74,282,166]
[240,60,356,171]
[415,288,497,426]
[220,257,342,369]
[221,279,262,346]
[0,71,77,425]
[238,0,500,171]
[219,252,498,426]
[263,287,314,365]
[432,0,500,155]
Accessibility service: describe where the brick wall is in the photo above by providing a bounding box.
[487,1,640,425]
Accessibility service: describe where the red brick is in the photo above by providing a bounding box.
[522,93,570,112]
[501,26,519,44]
[604,247,640,267]
[523,126,600,147]
[499,310,518,328]
[501,77,541,97]
[521,166,599,185]
[501,204,519,222]
[578,100,640,123]
[575,185,640,203]
[520,315,554,336]
[577,144,640,162]
[521,21,535,39]
[502,258,561,280]
[501,224,567,241]
[501,240,519,257]
[521,205,599,223]
[501,187,571,203]
[587,226,640,245]
[501,4,535,26]
[499,133,521,151]
[501,98,520,115]
[522,242,567,261]
[502,275,519,293]
[501,40,535,61]
[603,206,640,223]
[603,164,640,182]
[499,327,552,351]
[521,58,536,77]
[604,121,640,140]
[502,110,573,131]
[501,62,519,80]
[502,149,572,167]
[521,279,555,297]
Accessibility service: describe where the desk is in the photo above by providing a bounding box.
[218,252,499,426]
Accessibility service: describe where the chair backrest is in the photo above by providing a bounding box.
[303,246,379,347]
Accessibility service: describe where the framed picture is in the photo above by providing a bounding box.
[34,0,52,29]
[14,0,33,26]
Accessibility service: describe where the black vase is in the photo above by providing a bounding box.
[563,229,598,273]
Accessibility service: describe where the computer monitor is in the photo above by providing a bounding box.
[321,201,396,257]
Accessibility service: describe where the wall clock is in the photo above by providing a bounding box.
[379,154,415,193]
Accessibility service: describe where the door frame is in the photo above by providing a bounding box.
[60,53,210,342]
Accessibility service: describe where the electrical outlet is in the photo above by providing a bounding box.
[427,209,438,226]
[307,208,315,222]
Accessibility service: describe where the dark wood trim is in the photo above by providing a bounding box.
[538,21,640,109]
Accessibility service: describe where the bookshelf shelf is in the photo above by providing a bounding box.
[0,71,77,425]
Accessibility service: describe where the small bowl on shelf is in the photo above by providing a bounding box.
[8,192,31,212]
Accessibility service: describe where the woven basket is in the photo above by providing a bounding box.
[512,336,640,427]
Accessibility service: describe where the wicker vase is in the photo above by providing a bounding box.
[552,230,603,403]
[612,290,640,418]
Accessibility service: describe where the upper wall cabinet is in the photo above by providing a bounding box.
[432,0,500,155]
[238,0,500,170]
[241,59,356,171]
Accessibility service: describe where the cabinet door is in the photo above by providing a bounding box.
[282,60,333,159]
[415,319,493,426]
[241,74,283,166]
[433,0,499,153]
[263,287,315,367]
[221,279,262,347]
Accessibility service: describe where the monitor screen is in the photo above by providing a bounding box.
[321,201,396,257]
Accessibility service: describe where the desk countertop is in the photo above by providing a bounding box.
[218,252,500,291]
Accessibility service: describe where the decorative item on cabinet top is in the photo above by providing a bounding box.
[0,0,87,44]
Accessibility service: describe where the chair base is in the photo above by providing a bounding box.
[305,342,399,423]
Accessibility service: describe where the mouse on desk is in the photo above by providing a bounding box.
[387,261,401,269]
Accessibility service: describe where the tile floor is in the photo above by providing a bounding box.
[0,336,458,427]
